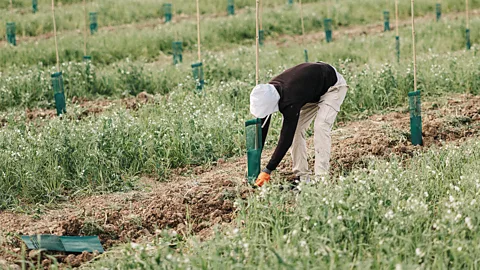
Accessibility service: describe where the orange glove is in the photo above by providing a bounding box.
[255,172,271,187]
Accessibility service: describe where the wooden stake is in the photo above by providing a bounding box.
[259,0,263,30]
[83,0,87,56]
[300,0,305,44]
[466,0,469,29]
[411,0,417,90]
[255,0,260,85]
[196,0,201,62]
[395,0,399,36]
[52,0,60,72]
[10,0,13,11]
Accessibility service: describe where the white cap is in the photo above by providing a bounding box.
[250,84,280,118]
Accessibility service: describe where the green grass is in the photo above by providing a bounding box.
[1,0,478,70]
[0,48,478,209]
[1,15,478,111]
[90,138,480,269]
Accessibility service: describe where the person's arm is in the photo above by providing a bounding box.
[265,105,300,172]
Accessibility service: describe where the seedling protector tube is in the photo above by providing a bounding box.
[466,29,471,50]
[395,36,400,62]
[52,72,67,116]
[164,3,172,23]
[408,90,422,146]
[324,18,332,43]
[304,49,308,62]
[288,0,293,6]
[6,22,16,46]
[172,41,183,65]
[227,0,234,15]
[32,0,38,13]
[384,11,390,31]
[191,62,204,91]
[436,3,441,21]
[89,12,98,34]
[245,118,263,185]
[259,29,265,46]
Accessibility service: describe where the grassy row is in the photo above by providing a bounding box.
[1,0,478,70]
[91,138,480,269]
[0,48,478,209]
[0,0,320,39]
[1,15,478,110]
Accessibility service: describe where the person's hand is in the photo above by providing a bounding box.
[255,172,271,187]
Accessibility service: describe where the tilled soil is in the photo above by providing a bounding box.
[0,94,479,269]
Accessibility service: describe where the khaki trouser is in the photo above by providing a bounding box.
[290,85,348,178]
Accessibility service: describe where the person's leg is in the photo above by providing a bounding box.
[291,103,318,178]
[314,85,348,176]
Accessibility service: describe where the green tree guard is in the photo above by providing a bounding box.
[304,49,308,62]
[32,0,38,13]
[466,29,471,50]
[384,11,390,31]
[83,55,91,62]
[52,72,67,116]
[408,90,422,146]
[89,12,98,34]
[227,0,234,15]
[172,41,183,65]
[395,36,400,63]
[245,118,263,185]
[288,0,293,6]
[191,62,204,92]
[324,18,332,43]
[163,3,172,23]
[259,29,265,46]
[6,22,16,46]
[436,3,441,21]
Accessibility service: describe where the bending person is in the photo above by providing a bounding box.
[250,62,348,187]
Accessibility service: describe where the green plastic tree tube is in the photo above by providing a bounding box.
[384,11,390,32]
[83,55,92,62]
[408,90,422,146]
[466,29,471,50]
[304,49,308,62]
[288,0,293,6]
[172,41,183,65]
[436,3,441,21]
[324,18,332,43]
[191,62,204,91]
[6,22,16,46]
[52,72,67,116]
[164,3,172,23]
[259,29,265,46]
[227,0,234,15]
[395,36,400,63]
[89,12,98,34]
[245,118,263,185]
[32,0,38,13]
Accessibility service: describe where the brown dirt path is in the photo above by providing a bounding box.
[0,93,479,268]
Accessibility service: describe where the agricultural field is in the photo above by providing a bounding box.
[0,0,479,268]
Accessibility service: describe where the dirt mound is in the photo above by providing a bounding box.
[1,94,479,268]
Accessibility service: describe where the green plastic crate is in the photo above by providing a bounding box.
[245,118,262,185]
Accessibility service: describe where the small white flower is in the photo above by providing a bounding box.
[415,248,425,257]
